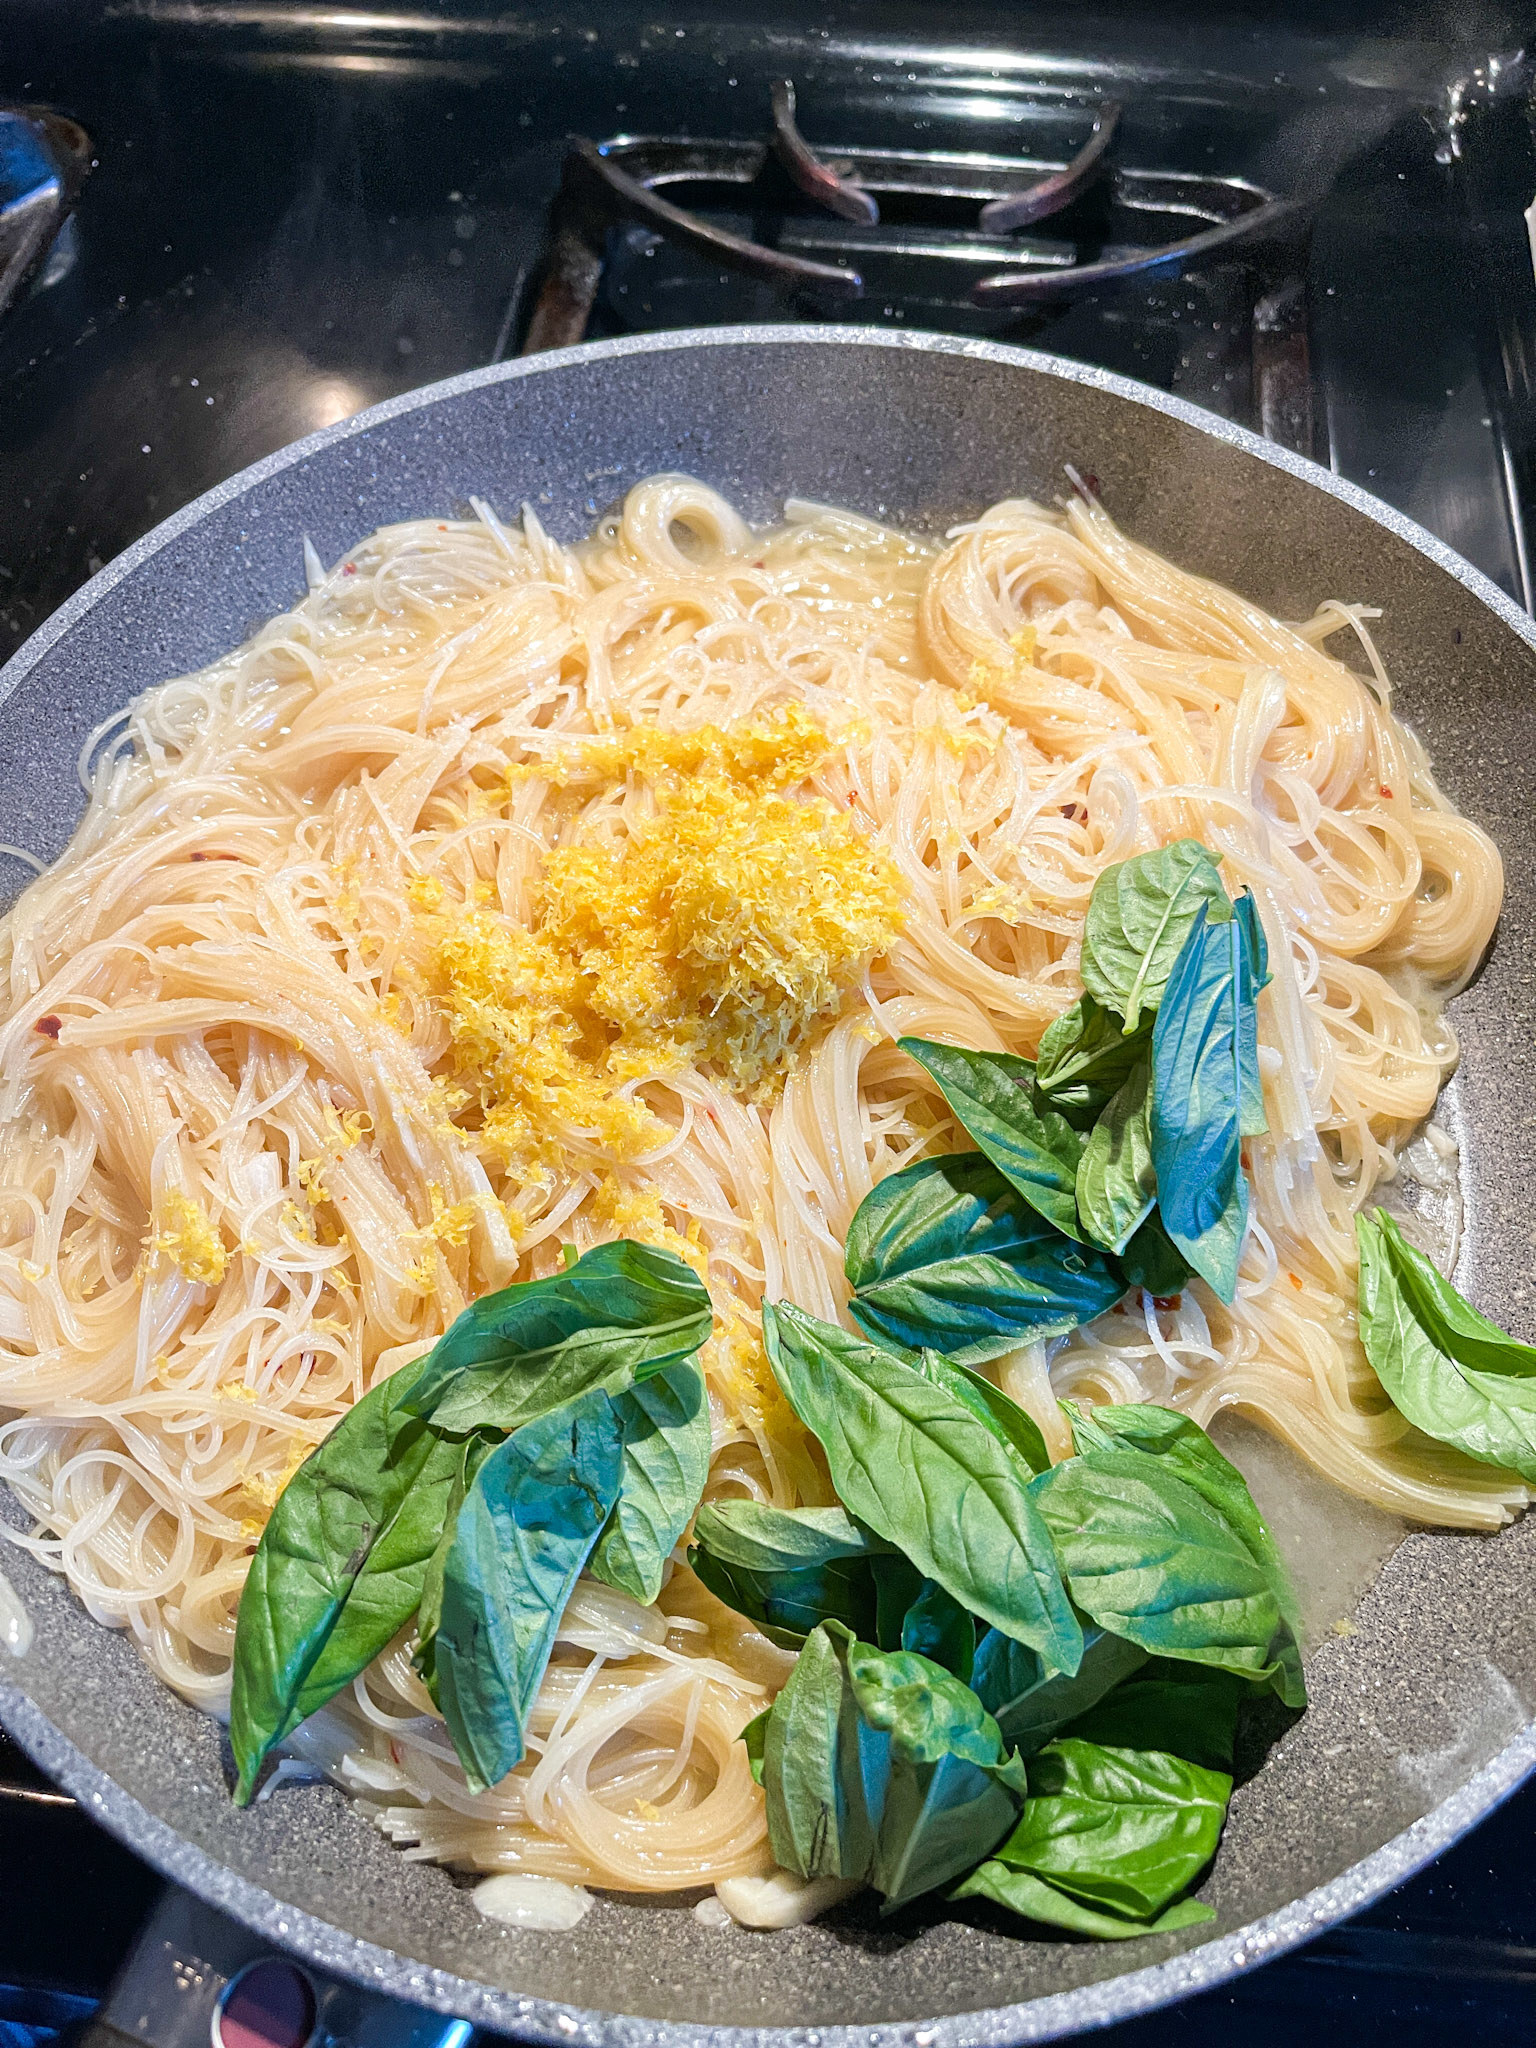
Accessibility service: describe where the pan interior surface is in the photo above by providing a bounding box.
[1,330,1534,2038]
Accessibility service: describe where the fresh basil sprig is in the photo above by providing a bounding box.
[897,1036,1085,1240]
[229,1356,465,1805]
[436,1388,626,1793]
[763,1303,1083,1677]
[1357,1208,1536,1481]
[402,1239,712,1433]
[844,1152,1126,1364]
[953,1736,1227,1936]
[1081,839,1233,1032]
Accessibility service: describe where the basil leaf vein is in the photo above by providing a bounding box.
[898,1035,1085,1239]
[1081,840,1232,1031]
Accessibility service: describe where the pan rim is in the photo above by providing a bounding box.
[1,321,1534,2043]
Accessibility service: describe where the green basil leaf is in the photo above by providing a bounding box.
[845,1637,1027,1910]
[1064,1659,1247,1771]
[230,1358,462,1805]
[741,1706,769,1786]
[762,1621,884,1882]
[1075,1057,1156,1257]
[413,1431,496,1704]
[1149,906,1251,1302]
[973,1625,1148,1756]
[1064,1403,1304,1708]
[589,1358,711,1604]
[435,1388,625,1793]
[954,1861,1216,1938]
[1032,1449,1287,1690]
[901,1579,976,1681]
[1081,840,1233,1031]
[1234,891,1269,1137]
[915,1349,1051,1476]
[763,1303,1083,1676]
[872,1553,926,1651]
[846,1153,1127,1364]
[1116,1212,1195,1297]
[1035,996,1152,1130]
[402,1239,712,1433]
[988,1736,1230,1920]
[897,1036,1085,1239]
[690,1502,890,1648]
[1357,1209,1536,1481]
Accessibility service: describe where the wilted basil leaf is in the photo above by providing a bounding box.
[845,1152,1126,1364]
[402,1239,712,1433]
[1357,1208,1536,1482]
[1233,890,1269,1138]
[763,1304,1083,1677]
[972,1625,1147,1756]
[1064,1659,1247,1771]
[901,1578,977,1681]
[435,1388,625,1793]
[413,1430,495,1704]
[690,1501,890,1647]
[982,1736,1230,1920]
[1117,1212,1194,1297]
[1149,906,1251,1302]
[589,1358,711,1604]
[1035,996,1152,1130]
[898,1035,1085,1239]
[1081,840,1232,1031]
[763,1621,882,1881]
[230,1356,464,1805]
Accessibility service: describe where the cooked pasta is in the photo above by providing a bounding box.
[0,475,1515,1894]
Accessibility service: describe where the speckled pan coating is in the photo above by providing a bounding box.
[1,328,1534,2043]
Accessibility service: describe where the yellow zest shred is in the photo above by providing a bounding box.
[146,1190,229,1286]
[592,1174,707,1279]
[514,702,848,792]
[412,711,905,1176]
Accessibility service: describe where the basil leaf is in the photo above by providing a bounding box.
[1081,840,1232,1031]
[413,1431,496,1704]
[1035,996,1152,1130]
[741,1706,769,1785]
[589,1358,711,1603]
[973,1625,1148,1755]
[690,1502,890,1648]
[1117,1212,1194,1297]
[402,1239,712,1433]
[1357,1209,1536,1481]
[1064,1403,1304,1708]
[897,1036,1085,1239]
[1150,906,1251,1302]
[1032,1449,1288,1690]
[986,1736,1230,1920]
[1065,1659,1247,1771]
[764,1303,1083,1676]
[762,1620,884,1881]
[872,1553,926,1651]
[230,1358,462,1805]
[845,1637,1027,1909]
[954,1861,1216,1938]
[435,1388,625,1792]
[1075,1056,1156,1257]
[915,1349,1051,1476]
[845,1153,1126,1364]
[1234,890,1269,1137]
[901,1579,976,1681]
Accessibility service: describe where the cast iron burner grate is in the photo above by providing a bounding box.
[522,85,1314,457]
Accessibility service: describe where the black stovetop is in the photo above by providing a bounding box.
[1,3,1535,2043]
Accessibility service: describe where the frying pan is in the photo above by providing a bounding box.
[2,327,1535,2044]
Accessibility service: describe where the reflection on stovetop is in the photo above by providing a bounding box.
[1,3,1535,2043]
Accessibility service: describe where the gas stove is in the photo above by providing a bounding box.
[2,3,1536,2045]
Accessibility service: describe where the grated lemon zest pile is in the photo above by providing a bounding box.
[146,1190,229,1286]
[410,711,905,1177]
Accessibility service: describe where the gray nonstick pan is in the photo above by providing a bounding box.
[1,327,1534,2045]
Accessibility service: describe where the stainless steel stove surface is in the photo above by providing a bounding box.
[2,3,1536,2045]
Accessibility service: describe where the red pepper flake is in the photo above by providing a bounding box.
[752,558,765,568]
[1060,802,1087,822]
[34,1014,61,1039]
[189,850,240,862]
[437,523,448,531]
[1153,1293,1182,1312]
[1379,784,1394,798]
[1241,1149,1252,1171]
[1288,1272,1303,1289]
[342,563,356,575]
